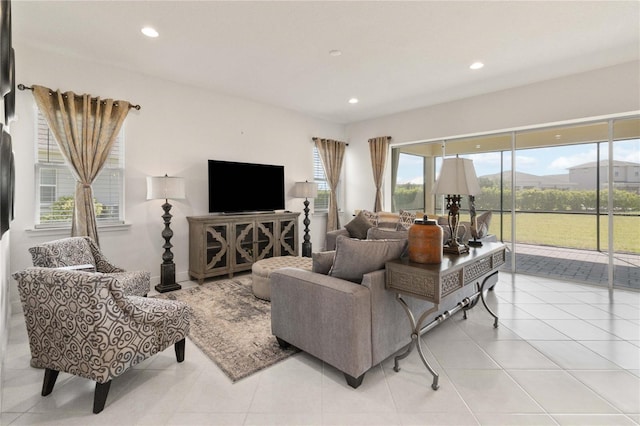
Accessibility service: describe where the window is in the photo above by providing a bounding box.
[313,147,329,211]
[35,111,125,227]
[393,153,425,212]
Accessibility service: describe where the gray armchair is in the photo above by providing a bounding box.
[12,267,192,413]
[28,236,150,297]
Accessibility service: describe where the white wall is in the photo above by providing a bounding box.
[0,233,9,413]
[9,43,345,305]
[344,61,640,214]
[8,46,640,302]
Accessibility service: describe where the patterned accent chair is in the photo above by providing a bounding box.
[28,236,150,297]
[12,267,192,414]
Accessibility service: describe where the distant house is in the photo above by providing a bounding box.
[480,160,640,194]
[480,171,576,190]
[568,160,640,192]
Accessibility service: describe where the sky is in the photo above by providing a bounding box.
[396,139,640,184]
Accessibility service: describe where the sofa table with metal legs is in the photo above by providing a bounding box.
[385,242,506,390]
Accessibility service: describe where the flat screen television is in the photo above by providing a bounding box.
[208,159,285,213]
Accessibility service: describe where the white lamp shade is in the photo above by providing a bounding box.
[292,181,318,198]
[146,175,186,200]
[433,157,481,195]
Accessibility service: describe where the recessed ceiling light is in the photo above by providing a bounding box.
[348,98,359,104]
[329,49,342,57]
[141,27,159,38]
[470,62,484,70]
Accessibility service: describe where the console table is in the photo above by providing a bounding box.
[187,212,300,283]
[385,242,506,390]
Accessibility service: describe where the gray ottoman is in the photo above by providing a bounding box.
[251,256,313,301]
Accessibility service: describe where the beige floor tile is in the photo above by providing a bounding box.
[477,340,560,370]
[568,370,640,414]
[3,273,639,426]
[445,369,543,414]
[508,370,618,414]
[543,319,621,340]
[474,413,558,425]
[552,414,638,425]
[528,340,620,370]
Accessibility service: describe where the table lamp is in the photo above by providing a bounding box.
[433,157,481,254]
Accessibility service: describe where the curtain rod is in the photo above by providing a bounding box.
[311,137,349,146]
[18,84,141,110]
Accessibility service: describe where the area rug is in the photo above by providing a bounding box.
[152,274,298,382]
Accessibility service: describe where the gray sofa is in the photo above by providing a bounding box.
[326,209,495,251]
[270,236,498,388]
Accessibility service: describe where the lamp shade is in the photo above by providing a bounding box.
[292,181,318,198]
[146,175,186,200]
[433,157,481,196]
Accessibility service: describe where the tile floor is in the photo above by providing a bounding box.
[1,272,639,425]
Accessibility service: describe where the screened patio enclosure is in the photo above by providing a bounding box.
[391,115,640,290]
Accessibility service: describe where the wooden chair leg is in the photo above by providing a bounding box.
[93,381,112,414]
[175,338,186,362]
[41,368,59,396]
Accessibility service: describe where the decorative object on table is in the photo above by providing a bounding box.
[147,174,186,293]
[292,180,317,257]
[468,195,482,247]
[408,216,443,264]
[433,156,481,255]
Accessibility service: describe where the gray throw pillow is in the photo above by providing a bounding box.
[366,227,408,241]
[344,211,373,239]
[329,235,407,283]
[312,251,335,275]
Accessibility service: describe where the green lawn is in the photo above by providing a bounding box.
[491,212,640,254]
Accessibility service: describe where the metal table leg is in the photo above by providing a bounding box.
[392,271,501,390]
[394,294,440,390]
[479,271,500,328]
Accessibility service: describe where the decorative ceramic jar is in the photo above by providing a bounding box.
[408,218,443,264]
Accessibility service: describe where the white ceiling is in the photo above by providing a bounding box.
[12,1,640,124]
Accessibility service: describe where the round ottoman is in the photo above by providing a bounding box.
[251,256,313,301]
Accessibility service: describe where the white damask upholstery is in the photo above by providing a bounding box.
[12,267,192,414]
[28,236,150,297]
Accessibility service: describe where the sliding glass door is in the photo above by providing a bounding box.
[390,115,639,289]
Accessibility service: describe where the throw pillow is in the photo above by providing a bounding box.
[366,227,408,241]
[398,210,417,230]
[328,235,407,283]
[474,210,493,239]
[360,209,378,226]
[376,211,401,230]
[366,227,410,258]
[312,251,335,275]
[344,211,373,239]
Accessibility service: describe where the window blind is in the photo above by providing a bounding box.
[36,111,124,226]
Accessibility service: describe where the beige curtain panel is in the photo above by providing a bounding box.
[368,136,391,212]
[32,85,131,245]
[313,137,346,231]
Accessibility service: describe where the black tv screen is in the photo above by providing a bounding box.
[208,160,285,213]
